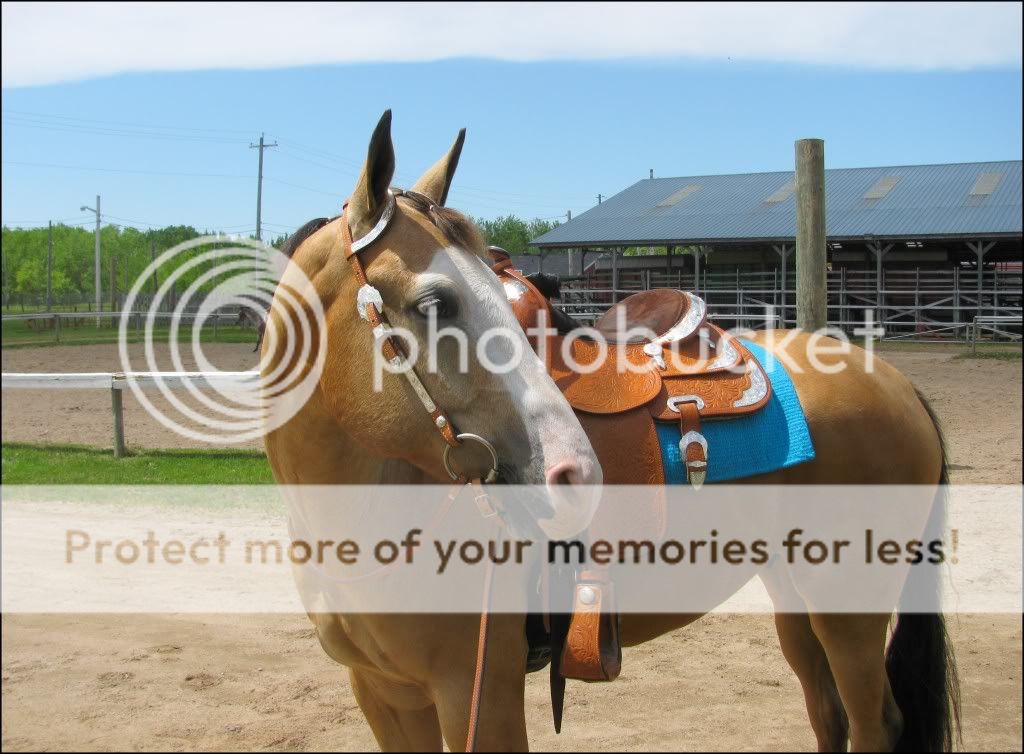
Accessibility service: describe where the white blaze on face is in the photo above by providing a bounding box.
[419,248,601,539]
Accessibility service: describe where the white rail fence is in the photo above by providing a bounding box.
[1,371,259,458]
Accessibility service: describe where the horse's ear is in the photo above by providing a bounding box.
[348,110,396,239]
[410,128,466,206]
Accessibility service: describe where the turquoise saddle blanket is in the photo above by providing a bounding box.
[657,340,815,483]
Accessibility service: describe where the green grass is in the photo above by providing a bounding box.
[954,349,1023,361]
[876,340,1022,359]
[1,442,274,485]
[1,319,258,348]
[2,302,122,315]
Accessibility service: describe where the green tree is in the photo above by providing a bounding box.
[474,216,561,255]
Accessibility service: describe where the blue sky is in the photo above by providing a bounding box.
[2,3,1021,235]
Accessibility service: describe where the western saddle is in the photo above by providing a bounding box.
[491,247,771,488]
[489,247,773,730]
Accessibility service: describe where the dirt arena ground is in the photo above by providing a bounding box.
[2,343,1022,750]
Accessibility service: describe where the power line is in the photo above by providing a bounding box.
[273,135,590,206]
[263,175,338,197]
[2,214,94,226]
[3,111,591,205]
[2,160,250,179]
[2,108,254,136]
[3,114,250,144]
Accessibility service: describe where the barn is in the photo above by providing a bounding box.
[528,160,1022,338]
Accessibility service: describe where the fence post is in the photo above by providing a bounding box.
[111,378,126,458]
[55,313,62,344]
[795,138,827,331]
[840,266,847,333]
[954,266,961,338]
[915,267,921,332]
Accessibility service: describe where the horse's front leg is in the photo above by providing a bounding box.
[350,668,444,752]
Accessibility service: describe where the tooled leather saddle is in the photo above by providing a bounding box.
[489,247,773,731]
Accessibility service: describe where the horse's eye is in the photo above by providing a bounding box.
[415,293,458,319]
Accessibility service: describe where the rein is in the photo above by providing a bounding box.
[340,189,498,752]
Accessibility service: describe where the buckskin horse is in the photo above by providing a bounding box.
[261,111,959,752]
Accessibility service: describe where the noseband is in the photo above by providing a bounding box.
[340,188,499,485]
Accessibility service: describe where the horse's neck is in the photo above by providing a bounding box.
[265,406,427,484]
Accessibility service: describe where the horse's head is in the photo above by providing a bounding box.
[263,111,600,539]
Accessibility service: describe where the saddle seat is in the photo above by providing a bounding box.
[593,288,691,343]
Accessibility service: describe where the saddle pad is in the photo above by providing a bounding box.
[656,340,815,483]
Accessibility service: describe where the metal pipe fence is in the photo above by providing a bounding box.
[558,267,1022,342]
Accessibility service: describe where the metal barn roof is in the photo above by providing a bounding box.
[531,160,1023,248]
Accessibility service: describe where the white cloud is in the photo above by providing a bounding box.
[3,1,1021,88]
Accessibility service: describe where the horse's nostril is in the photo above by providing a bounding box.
[545,461,581,487]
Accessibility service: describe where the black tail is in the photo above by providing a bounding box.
[886,390,962,751]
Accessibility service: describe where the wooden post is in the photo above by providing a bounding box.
[795,138,827,331]
[111,382,126,458]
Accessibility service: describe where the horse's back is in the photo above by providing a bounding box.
[744,329,943,486]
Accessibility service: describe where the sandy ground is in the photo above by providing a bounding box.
[3,613,1019,752]
[2,343,1022,750]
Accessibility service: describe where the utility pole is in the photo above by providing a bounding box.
[566,210,572,223]
[250,133,278,241]
[597,194,603,205]
[80,195,101,325]
[46,220,53,312]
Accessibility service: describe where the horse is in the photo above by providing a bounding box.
[261,111,960,752]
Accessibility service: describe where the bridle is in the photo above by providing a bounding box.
[340,188,499,751]
[341,188,500,486]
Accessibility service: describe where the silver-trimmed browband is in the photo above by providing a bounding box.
[349,191,397,255]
